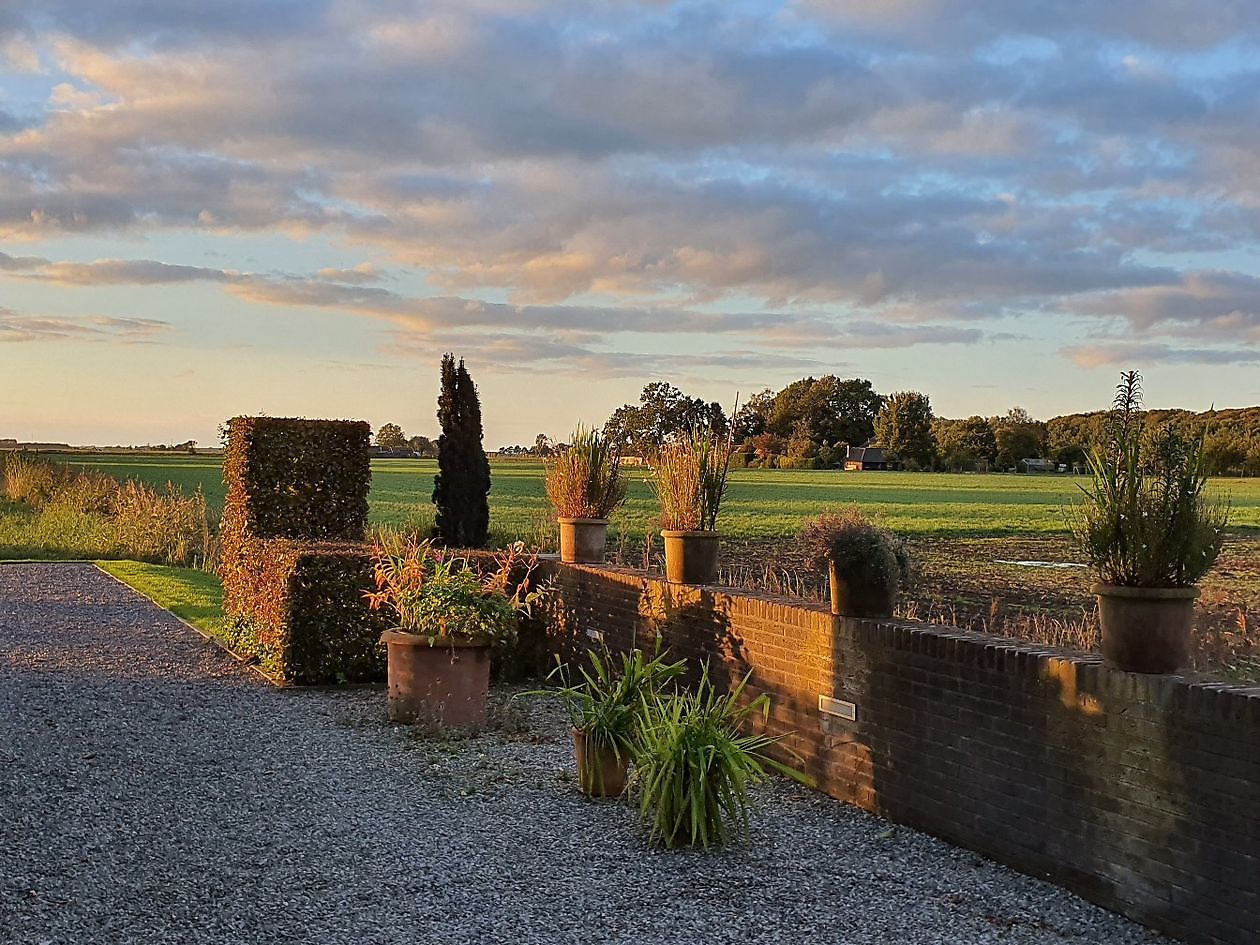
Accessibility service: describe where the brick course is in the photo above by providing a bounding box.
[537,561,1260,945]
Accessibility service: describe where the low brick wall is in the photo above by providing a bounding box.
[539,561,1260,945]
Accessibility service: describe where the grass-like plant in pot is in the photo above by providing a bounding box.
[526,647,686,797]
[366,535,540,730]
[653,430,734,585]
[634,666,810,849]
[799,506,911,618]
[1071,371,1229,673]
[544,426,627,565]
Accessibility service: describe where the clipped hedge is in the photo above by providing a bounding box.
[224,538,388,684]
[727,452,753,470]
[777,456,820,470]
[223,416,370,541]
[220,416,383,684]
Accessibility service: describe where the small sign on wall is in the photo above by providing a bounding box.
[819,695,857,721]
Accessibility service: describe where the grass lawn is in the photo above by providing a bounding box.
[96,560,227,641]
[61,453,1260,538]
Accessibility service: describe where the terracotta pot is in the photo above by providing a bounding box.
[661,530,720,585]
[380,630,491,730]
[572,728,629,797]
[1093,584,1198,674]
[828,561,896,618]
[556,517,609,564]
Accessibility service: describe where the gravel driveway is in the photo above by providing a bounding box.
[0,563,1169,945]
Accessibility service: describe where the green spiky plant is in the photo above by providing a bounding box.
[1071,371,1229,588]
[634,666,811,849]
[544,426,628,519]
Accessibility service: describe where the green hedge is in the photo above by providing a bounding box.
[223,417,370,540]
[220,416,383,684]
[777,456,820,470]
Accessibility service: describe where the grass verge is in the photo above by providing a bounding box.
[95,560,227,639]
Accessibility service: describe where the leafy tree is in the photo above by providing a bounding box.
[407,434,438,458]
[767,376,883,449]
[933,415,996,471]
[785,418,818,458]
[874,391,935,469]
[375,423,408,450]
[603,382,727,457]
[732,389,775,440]
[532,433,553,457]
[432,355,491,547]
[993,406,1047,469]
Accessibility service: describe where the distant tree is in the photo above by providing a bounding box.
[432,355,491,547]
[993,407,1046,469]
[767,376,884,449]
[532,433,553,457]
[375,423,408,450]
[785,418,818,458]
[732,389,775,440]
[932,416,996,471]
[407,434,438,458]
[603,382,727,457]
[875,391,935,469]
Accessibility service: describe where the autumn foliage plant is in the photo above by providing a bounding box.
[799,506,911,618]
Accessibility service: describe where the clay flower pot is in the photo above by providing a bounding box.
[1092,584,1198,674]
[828,562,896,618]
[556,517,609,564]
[380,630,491,731]
[661,530,720,585]
[572,728,629,797]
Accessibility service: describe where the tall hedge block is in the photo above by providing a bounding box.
[223,417,371,541]
[219,416,382,684]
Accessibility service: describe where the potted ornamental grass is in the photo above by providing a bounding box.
[366,536,540,730]
[799,506,911,618]
[525,647,685,797]
[653,430,734,585]
[545,426,628,564]
[1071,371,1229,673]
[634,666,810,849]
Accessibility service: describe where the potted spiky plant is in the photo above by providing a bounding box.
[1071,371,1229,673]
[366,537,539,730]
[800,506,911,618]
[545,426,627,564]
[653,430,734,585]
[524,647,685,797]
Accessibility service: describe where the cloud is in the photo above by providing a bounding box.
[0,306,170,343]
[1062,341,1260,369]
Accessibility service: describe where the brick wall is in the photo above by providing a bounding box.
[538,561,1260,945]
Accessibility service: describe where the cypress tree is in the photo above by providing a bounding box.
[432,354,491,547]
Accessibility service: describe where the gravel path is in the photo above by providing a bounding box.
[0,563,1169,945]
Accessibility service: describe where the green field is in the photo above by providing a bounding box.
[59,453,1260,539]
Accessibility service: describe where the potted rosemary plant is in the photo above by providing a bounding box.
[799,507,911,618]
[365,537,539,730]
[526,647,685,797]
[545,426,627,564]
[653,430,734,585]
[634,666,810,848]
[1071,371,1229,673]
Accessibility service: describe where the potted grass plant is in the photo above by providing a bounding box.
[634,666,810,848]
[545,426,627,564]
[653,430,734,585]
[800,506,911,618]
[525,647,686,797]
[366,536,540,730]
[1071,371,1229,673]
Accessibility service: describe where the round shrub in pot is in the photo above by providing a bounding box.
[1071,371,1229,673]
[544,426,627,564]
[800,506,911,618]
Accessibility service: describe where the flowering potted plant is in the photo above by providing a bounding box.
[545,426,627,564]
[653,430,734,584]
[800,506,911,618]
[366,537,539,730]
[1071,372,1229,673]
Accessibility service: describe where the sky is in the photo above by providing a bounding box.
[2,1,1260,449]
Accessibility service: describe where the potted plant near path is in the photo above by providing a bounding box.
[366,537,540,730]
[634,666,811,849]
[799,507,911,618]
[525,647,685,797]
[545,426,627,564]
[654,431,734,585]
[1071,371,1229,673]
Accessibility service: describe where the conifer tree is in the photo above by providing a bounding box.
[432,354,491,546]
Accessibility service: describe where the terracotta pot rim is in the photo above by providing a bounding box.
[380,629,491,647]
[1091,583,1200,601]
[555,517,609,525]
[660,529,720,539]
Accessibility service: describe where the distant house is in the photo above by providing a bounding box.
[1019,458,1056,473]
[844,446,888,471]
